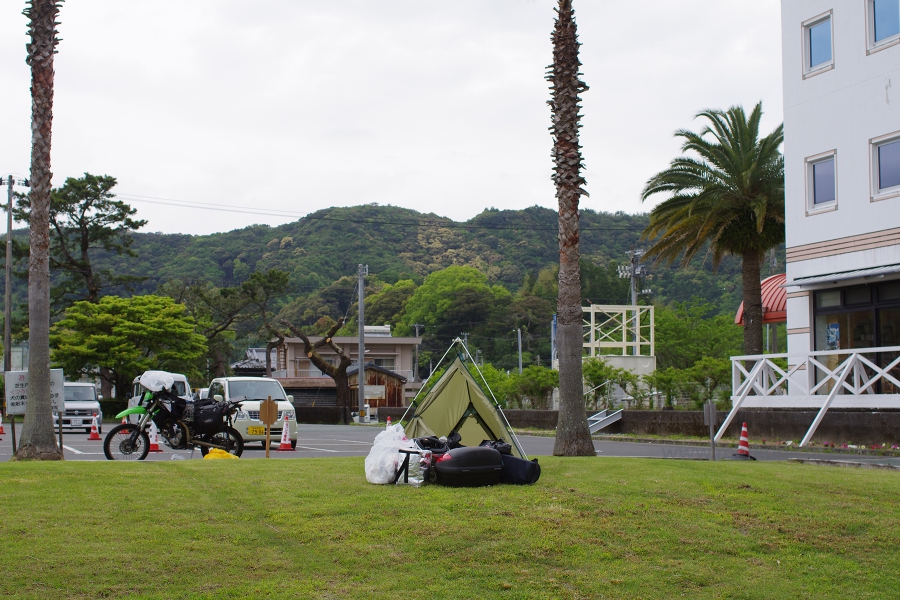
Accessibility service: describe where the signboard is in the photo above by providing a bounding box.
[259,398,279,426]
[4,369,66,416]
[364,385,385,401]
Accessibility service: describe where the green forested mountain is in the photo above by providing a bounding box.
[97,204,778,307]
[4,204,784,371]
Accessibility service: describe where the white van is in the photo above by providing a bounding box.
[207,376,298,449]
[53,382,103,433]
[126,371,192,423]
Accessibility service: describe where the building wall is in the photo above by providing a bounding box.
[348,369,406,408]
[782,0,900,355]
[278,335,422,401]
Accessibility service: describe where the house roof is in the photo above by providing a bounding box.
[230,348,277,370]
[347,362,407,382]
[282,336,422,345]
[735,273,787,325]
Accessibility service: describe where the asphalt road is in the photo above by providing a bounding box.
[2,421,894,464]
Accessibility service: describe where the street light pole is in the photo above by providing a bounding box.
[516,327,523,374]
[357,264,367,421]
[412,323,423,382]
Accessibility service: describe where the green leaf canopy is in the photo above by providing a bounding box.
[51,295,207,399]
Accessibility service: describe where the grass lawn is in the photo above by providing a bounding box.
[1,457,898,599]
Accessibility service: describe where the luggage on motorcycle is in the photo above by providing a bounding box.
[433,446,502,487]
[479,438,512,455]
[499,454,541,485]
[194,397,214,409]
[168,398,186,420]
[195,401,227,434]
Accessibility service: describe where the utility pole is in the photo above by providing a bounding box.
[461,332,469,349]
[357,264,367,421]
[1,174,26,448]
[516,327,523,374]
[617,248,647,356]
[412,323,424,382]
[4,176,14,376]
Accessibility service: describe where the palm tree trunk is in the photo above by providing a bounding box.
[741,250,764,356]
[549,0,594,457]
[16,0,64,460]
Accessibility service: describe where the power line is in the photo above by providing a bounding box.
[114,191,645,232]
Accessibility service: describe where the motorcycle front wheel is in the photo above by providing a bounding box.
[103,424,150,461]
[200,426,244,457]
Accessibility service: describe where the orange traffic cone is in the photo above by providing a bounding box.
[87,413,102,440]
[148,421,163,453]
[0,410,6,435]
[386,415,392,428]
[729,422,756,460]
[277,414,294,451]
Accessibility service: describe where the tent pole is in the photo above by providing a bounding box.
[458,339,529,460]
[404,338,465,411]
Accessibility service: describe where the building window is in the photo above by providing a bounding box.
[871,132,900,201]
[813,281,900,393]
[806,151,837,213]
[803,12,834,76]
[868,0,900,52]
[373,358,395,370]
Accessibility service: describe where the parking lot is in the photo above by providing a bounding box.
[1,421,888,463]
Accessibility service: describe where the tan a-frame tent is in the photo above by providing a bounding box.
[403,356,527,459]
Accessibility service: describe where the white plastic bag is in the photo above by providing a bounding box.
[365,424,416,484]
[139,370,176,392]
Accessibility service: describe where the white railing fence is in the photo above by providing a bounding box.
[719,345,900,447]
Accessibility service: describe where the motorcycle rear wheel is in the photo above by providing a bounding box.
[200,426,244,457]
[103,424,150,461]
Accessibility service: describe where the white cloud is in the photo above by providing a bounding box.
[0,0,782,235]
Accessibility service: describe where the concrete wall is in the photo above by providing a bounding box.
[295,406,351,425]
[611,410,900,445]
[375,407,900,445]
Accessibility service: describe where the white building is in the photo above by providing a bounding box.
[721,1,900,445]
[782,0,900,363]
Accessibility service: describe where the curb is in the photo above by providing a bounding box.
[789,458,900,470]
[590,435,900,456]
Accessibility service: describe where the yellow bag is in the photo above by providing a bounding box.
[203,448,239,460]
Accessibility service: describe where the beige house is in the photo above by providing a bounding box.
[274,325,423,406]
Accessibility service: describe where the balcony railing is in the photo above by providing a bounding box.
[720,345,900,446]
[291,369,415,381]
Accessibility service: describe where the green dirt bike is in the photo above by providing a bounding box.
[104,371,244,460]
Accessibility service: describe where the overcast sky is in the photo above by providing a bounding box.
[0,0,783,236]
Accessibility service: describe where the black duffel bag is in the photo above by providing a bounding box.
[499,455,541,485]
[194,401,227,434]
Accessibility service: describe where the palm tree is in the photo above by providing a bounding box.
[641,103,784,356]
[15,0,64,460]
[549,0,594,457]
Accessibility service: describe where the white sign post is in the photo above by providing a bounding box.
[4,369,65,416]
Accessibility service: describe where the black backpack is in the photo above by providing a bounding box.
[414,436,450,456]
[479,439,512,455]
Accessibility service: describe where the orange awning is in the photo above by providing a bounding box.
[735,273,786,325]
